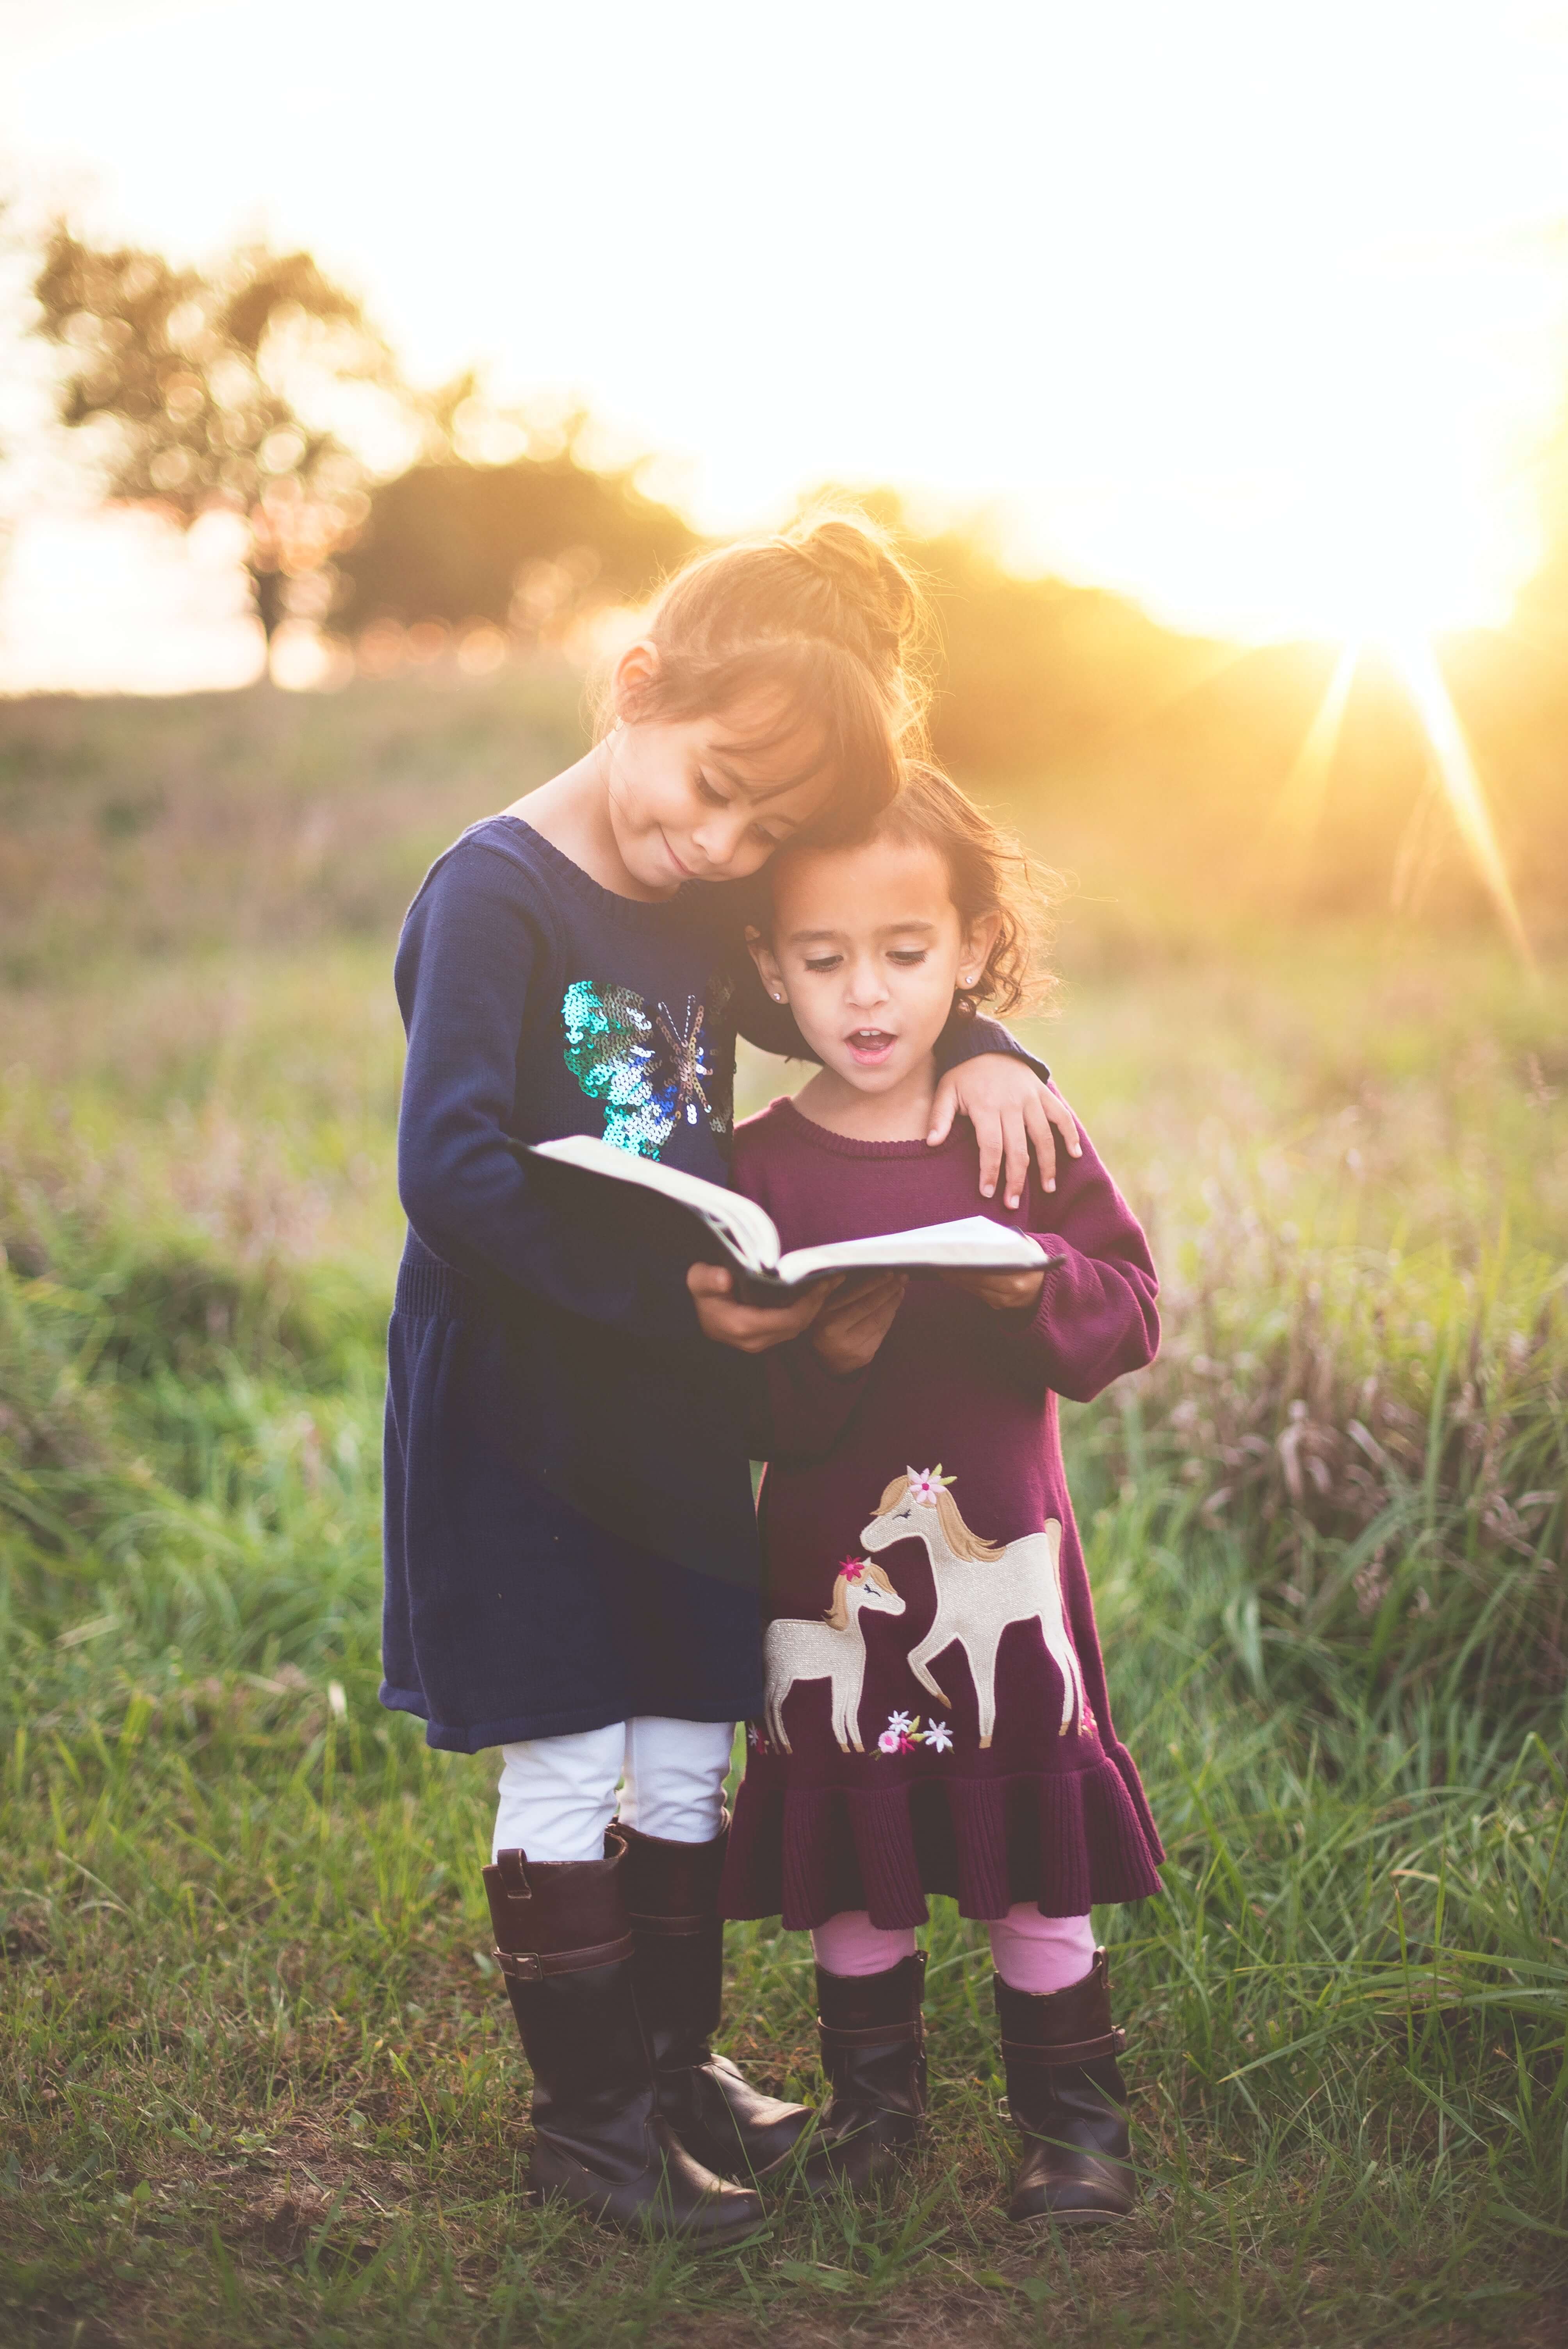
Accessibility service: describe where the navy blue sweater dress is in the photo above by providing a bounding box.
[381,817,1043,1752]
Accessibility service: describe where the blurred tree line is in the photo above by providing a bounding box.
[29,225,1220,748]
[24,223,1568,940]
[30,227,696,648]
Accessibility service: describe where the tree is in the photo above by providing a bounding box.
[331,406,697,643]
[32,226,410,639]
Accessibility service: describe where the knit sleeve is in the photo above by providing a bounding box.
[394,842,697,1343]
[1000,1115,1160,1403]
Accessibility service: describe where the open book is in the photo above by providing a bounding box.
[520,1132,1057,1296]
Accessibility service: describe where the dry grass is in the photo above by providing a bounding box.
[2,685,1565,2345]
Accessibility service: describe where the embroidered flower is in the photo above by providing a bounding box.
[838,1556,867,1583]
[878,1727,902,1754]
[904,1465,954,1507]
[925,1720,953,1754]
[886,1711,914,1736]
[878,1711,929,1754]
[747,1722,767,1751]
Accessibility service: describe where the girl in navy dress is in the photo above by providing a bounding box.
[382,515,1078,2243]
[722,766,1163,2226]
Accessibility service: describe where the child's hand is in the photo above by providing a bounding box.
[927,1060,1080,1210]
[686,1262,838,1353]
[811,1272,907,1376]
[941,1265,1046,1313]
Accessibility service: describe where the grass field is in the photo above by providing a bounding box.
[2,682,1565,2346]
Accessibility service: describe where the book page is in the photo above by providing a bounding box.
[775,1217,1048,1287]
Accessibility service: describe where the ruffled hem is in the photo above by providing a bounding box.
[719,1745,1165,1930]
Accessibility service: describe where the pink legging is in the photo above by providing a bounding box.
[812,1905,1095,1994]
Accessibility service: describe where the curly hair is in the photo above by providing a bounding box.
[869,763,1057,1018]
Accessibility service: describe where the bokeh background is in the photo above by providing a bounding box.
[1,6,1564,2346]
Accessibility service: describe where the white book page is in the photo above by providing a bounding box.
[777,1217,1048,1287]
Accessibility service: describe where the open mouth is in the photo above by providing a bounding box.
[845,1027,897,1064]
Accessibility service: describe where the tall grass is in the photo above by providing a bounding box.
[2,695,1565,2341]
[0,672,588,987]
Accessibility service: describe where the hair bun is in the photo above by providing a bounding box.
[783,510,923,670]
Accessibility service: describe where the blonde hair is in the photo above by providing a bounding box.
[602,510,932,842]
[875,1470,1003,1564]
[823,1559,900,1629]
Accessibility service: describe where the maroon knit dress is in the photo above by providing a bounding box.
[718,1093,1165,1931]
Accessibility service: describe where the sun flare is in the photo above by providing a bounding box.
[1381,633,1534,966]
[1270,625,1534,964]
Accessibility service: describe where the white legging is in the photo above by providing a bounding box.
[490,1722,1095,1996]
[492,1716,735,1863]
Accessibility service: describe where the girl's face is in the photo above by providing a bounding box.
[752,836,1000,1099]
[602,654,837,897]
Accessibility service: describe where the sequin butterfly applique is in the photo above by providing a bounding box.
[561,978,733,1158]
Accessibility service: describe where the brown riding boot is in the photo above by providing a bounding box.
[800,1953,928,2195]
[618,1815,815,2181]
[483,1827,765,2246]
[995,1948,1136,2227]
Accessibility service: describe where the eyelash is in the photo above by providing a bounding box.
[801,949,928,973]
[698,774,779,848]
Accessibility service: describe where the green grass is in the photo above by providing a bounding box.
[2,688,1566,2344]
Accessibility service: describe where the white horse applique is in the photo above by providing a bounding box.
[763,1560,907,1754]
[861,1467,1087,1745]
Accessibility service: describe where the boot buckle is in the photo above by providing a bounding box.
[493,1934,635,1982]
[494,1946,542,1982]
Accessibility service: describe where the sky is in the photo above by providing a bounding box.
[3,0,1568,689]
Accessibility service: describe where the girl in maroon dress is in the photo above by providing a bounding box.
[719,768,1164,2226]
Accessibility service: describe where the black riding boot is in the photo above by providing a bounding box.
[800,1953,928,2194]
[483,1829,765,2246]
[995,1948,1136,2227]
[618,1815,814,2181]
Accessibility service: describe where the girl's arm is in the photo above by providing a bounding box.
[396,843,700,1344]
[947,1115,1159,1403]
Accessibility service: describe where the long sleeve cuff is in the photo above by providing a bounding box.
[1006,1233,1160,1403]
